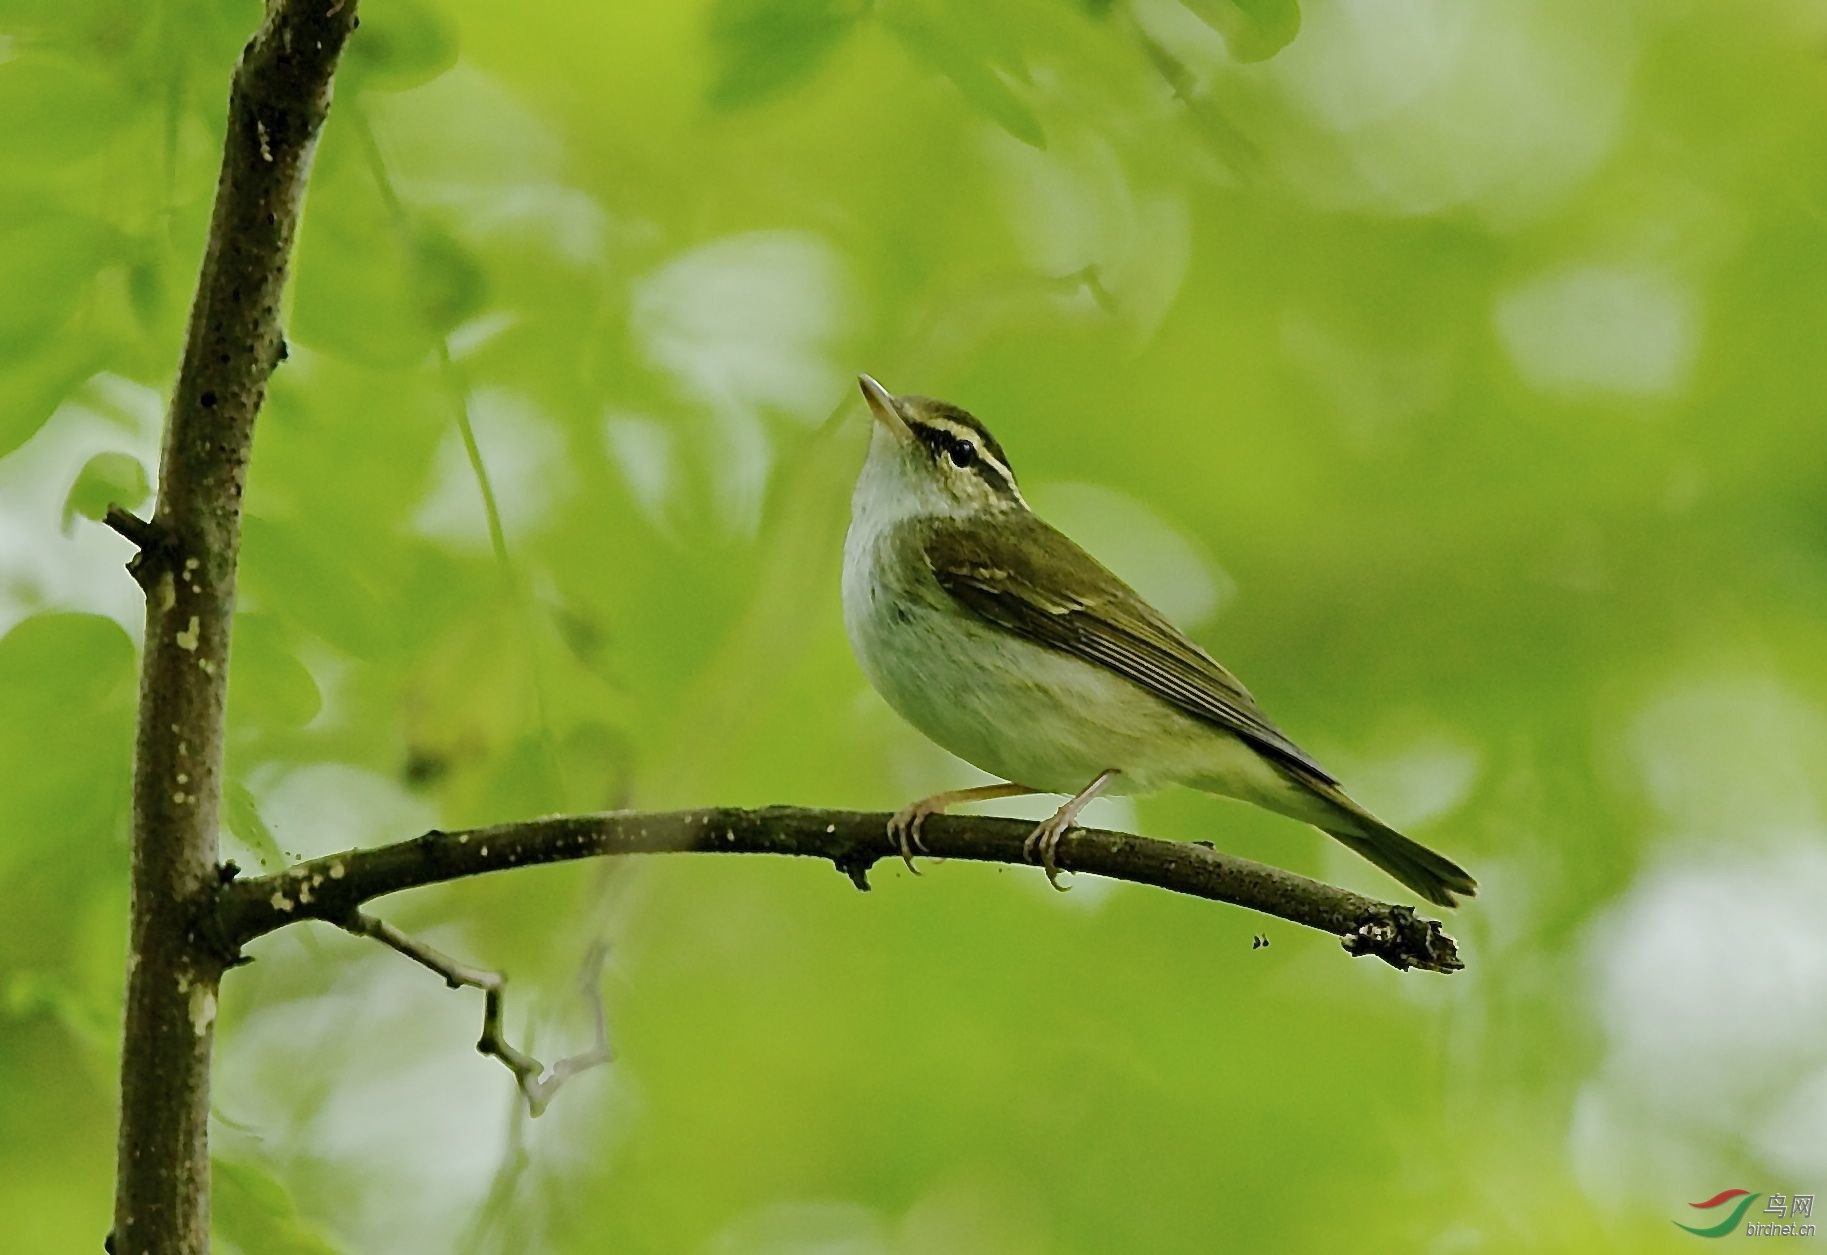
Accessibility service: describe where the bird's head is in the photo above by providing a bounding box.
[854,374,1025,522]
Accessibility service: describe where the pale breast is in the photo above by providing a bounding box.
[842,518,1269,797]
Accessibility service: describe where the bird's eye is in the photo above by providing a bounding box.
[948,439,976,469]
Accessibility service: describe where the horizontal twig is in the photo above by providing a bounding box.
[214,807,1464,973]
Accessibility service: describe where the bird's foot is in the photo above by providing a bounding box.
[1022,809,1077,893]
[886,798,946,874]
[1020,771,1119,892]
[886,783,1042,877]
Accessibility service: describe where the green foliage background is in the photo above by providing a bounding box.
[3,0,1825,1250]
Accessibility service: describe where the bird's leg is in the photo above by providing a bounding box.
[1023,769,1120,892]
[888,782,1038,874]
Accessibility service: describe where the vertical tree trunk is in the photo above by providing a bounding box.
[109,5,358,1251]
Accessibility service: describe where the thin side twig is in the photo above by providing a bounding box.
[101,506,164,554]
[342,914,612,1117]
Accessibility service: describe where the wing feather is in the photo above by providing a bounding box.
[922,514,1335,784]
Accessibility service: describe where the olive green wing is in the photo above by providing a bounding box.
[921,513,1336,784]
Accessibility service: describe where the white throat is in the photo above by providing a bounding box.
[847,424,971,543]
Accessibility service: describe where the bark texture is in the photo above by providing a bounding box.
[110,4,359,1251]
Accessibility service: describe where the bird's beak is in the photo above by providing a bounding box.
[858,373,911,442]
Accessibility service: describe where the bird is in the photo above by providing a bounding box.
[840,374,1477,908]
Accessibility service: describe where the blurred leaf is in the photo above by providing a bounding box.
[60,451,149,533]
[292,168,438,366]
[241,516,403,659]
[228,613,323,730]
[3,970,114,1062]
[294,205,483,358]
[0,204,116,353]
[0,613,134,731]
[0,615,134,878]
[410,224,487,335]
[223,781,288,874]
[125,247,195,339]
[126,256,165,333]
[343,0,459,92]
[883,10,1047,149]
[214,1157,344,1255]
[1131,24,1261,170]
[0,336,109,462]
[0,0,152,54]
[1181,0,1302,63]
[708,0,859,109]
[0,54,133,167]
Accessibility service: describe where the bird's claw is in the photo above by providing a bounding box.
[886,805,933,875]
[1022,817,1073,892]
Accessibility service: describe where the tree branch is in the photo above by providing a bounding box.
[102,506,165,565]
[112,3,358,1252]
[215,808,1465,974]
[340,916,612,1116]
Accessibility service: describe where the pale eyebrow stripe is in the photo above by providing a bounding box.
[908,416,1023,502]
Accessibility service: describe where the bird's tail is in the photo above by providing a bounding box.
[1321,816,1477,909]
[1223,765,1479,908]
